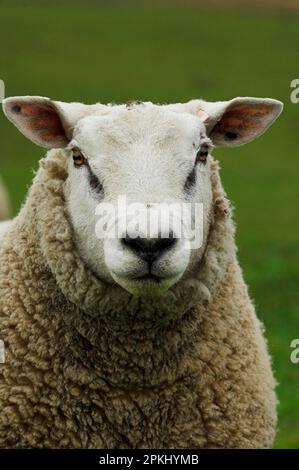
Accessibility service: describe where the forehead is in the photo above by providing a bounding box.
[73,104,206,153]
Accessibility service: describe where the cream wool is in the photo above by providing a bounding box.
[0,150,276,448]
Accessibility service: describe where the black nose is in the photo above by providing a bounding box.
[122,234,177,263]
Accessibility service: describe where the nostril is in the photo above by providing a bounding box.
[121,234,177,262]
[122,234,146,253]
[154,236,176,252]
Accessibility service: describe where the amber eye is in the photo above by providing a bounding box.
[72,148,86,167]
[196,145,209,164]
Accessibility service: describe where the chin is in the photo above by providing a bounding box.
[110,272,182,297]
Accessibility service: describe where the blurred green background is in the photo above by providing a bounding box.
[0,0,298,448]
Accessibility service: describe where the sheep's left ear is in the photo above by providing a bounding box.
[2,96,99,149]
[189,97,283,147]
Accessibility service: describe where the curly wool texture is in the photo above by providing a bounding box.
[0,150,276,448]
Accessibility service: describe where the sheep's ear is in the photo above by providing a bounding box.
[2,96,98,149]
[186,97,283,147]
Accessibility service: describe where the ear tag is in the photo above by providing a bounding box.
[197,109,209,123]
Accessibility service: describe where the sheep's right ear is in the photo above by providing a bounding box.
[2,96,97,149]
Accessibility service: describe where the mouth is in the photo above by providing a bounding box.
[110,269,181,296]
[131,273,161,283]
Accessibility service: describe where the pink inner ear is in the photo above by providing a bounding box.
[11,102,66,145]
[196,109,209,123]
[212,103,273,142]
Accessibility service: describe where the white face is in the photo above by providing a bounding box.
[65,105,213,296]
[3,95,283,296]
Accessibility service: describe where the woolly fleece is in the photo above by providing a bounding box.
[0,150,276,448]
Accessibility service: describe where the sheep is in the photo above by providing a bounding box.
[0,95,283,448]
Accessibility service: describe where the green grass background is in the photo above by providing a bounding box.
[0,0,298,448]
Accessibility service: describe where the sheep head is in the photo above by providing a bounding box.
[2,95,283,296]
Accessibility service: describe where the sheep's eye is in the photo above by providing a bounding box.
[196,145,209,165]
[72,148,86,167]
